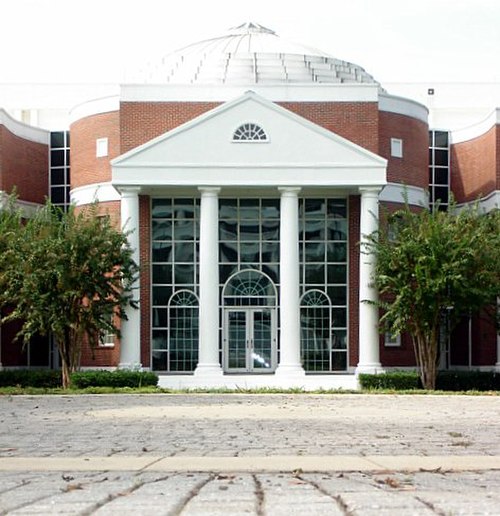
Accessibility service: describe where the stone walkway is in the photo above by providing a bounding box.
[0,393,499,514]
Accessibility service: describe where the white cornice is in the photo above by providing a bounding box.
[70,182,121,206]
[379,183,428,208]
[119,83,380,103]
[0,191,42,217]
[69,96,120,125]
[0,109,49,145]
[451,109,500,144]
[378,94,428,124]
[455,190,500,213]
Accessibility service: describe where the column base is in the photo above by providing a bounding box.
[118,362,142,371]
[194,363,224,378]
[495,363,500,373]
[355,363,384,375]
[274,364,306,377]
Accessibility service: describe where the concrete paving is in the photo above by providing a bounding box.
[0,393,499,514]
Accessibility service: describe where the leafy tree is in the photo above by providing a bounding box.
[365,203,500,390]
[0,200,139,388]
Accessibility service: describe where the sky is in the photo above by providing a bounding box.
[1,0,500,85]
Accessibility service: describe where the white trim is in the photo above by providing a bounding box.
[120,83,380,103]
[451,109,500,144]
[70,182,121,206]
[378,94,428,124]
[113,167,386,188]
[379,183,428,207]
[455,190,500,213]
[69,96,120,124]
[0,191,42,217]
[0,109,49,145]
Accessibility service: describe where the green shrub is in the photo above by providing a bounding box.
[359,371,421,390]
[436,371,500,392]
[0,369,62,388]
[360,370,500,391]
[70,370,158,389]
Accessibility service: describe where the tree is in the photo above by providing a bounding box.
[0,200,139,388]
[365,203,500,389]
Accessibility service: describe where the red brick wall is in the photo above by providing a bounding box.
[70,111,120,189]
[120,102,220,153]
[279,102,379,153]
[348,195,360,368]
[119,101,379,154]
[79,200,122,368]
[451,126,497,203]
[378,111,428,189]
[0,126,48,203]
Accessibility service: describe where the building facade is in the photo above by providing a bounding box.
[1,23,499,387]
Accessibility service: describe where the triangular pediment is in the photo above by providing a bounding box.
[112,91,386,188]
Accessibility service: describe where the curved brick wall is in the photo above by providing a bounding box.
[70,111,120,190]
[378,111,428,190]
[451,126,498,203]
[0,125,48,203]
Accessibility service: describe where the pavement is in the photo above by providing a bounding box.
[0,393,499,514]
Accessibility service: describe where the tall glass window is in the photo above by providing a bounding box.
[49,131,70,211]
[429,130,450,212]
[299,198,348,371]
[151,199,199,372]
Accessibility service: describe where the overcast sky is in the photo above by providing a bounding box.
[1,0,499,85]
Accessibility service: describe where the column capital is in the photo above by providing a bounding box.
[119,186,142,196]
[278,187,302,196]
[198,187,221,196]
[359,186,382,197]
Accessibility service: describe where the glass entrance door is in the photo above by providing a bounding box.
[225,309,275,372]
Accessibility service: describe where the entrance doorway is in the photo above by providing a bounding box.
[222,269,277,373]
[225,308,275,372]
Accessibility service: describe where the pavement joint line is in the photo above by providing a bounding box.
[0,455,498,472]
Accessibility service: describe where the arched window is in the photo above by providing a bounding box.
[167,290,199,372]
[232,123,268,142]
[300,290,332,372]
[223,269,277,307]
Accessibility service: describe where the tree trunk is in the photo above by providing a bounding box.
[412,326,439,390]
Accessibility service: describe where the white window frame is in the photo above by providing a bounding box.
[96,137,109,158]
[384,331,401,347]
[390,138,403,158]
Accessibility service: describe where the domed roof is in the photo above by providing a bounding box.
[139,22,380,86]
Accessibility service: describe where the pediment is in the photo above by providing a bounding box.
[112,91,386,188]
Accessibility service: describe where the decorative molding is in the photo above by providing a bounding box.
[379,183,428,207]
[0,109,49,145]
[69,96,120,125]
[70,182,121,206]
[120,83,380,103]
[455,190,500,213]
[378,93,429,124]
[451,109,500,144]
[0,191,42,217]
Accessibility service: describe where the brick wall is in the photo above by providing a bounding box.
[451,126,497,203]
[348,195,360,368]
[120,102,221,153]
[70,111,120,189]
[278,101,379,153]
[139,195,151,367]
[0,125,48,203]
[378,111,428,189]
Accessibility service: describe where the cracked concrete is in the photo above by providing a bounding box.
[0,393,499,514]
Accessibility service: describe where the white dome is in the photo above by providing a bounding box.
[139,22,380,86]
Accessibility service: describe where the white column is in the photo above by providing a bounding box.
[276,187,305,377]
[195,187,223,377]
[356,187,383,375]
[119,187,142,370]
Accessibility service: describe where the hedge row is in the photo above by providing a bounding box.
[0,369,158,389]
[359,370,500,391]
